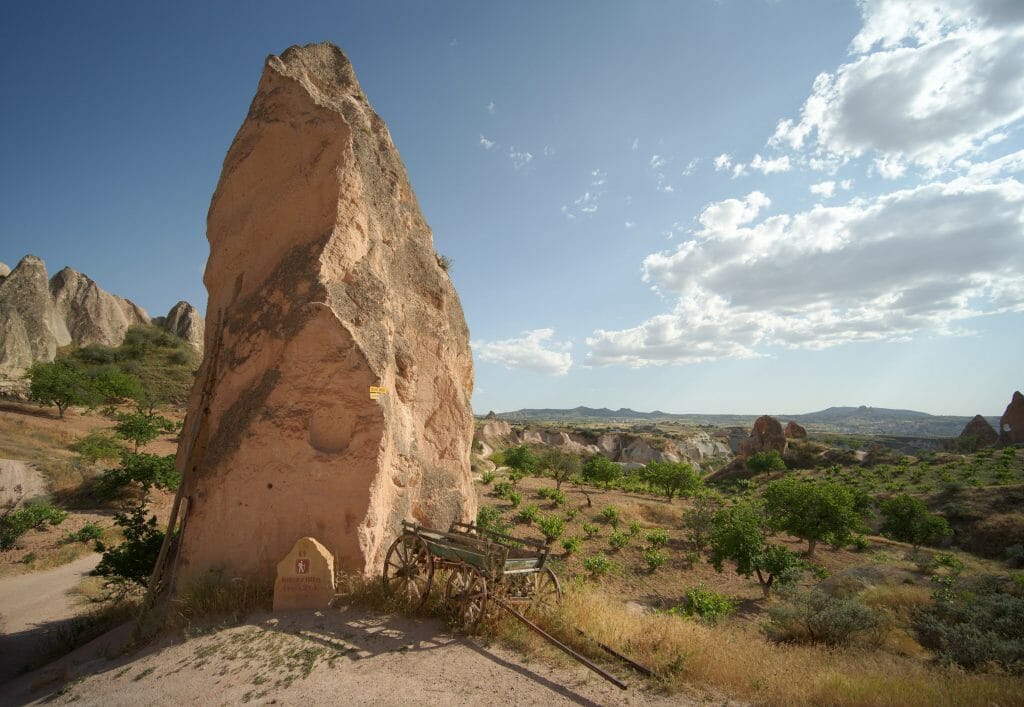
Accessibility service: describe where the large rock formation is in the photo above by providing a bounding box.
[999,391,1024,445]
[50,267,150,347]
[784,421,807,439]
[0,262,10,278]
[164,301,205,353]
[0,255,153,378]
[740,415,788,457]
[172,43,475,587]
[959,414,998,447]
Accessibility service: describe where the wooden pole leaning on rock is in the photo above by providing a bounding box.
[134,310,224,638]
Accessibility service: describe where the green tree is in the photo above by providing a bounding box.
[684,489,725,554]
[540,448,581,490]
[504,445,539,475]
[707,501,804,597]
[642,461,702,501]
[26,360,95,418]
[89,368,143,403]
[763,478,870,557]
[97,453,180,501]
[879,493,952,549]
[746,450,787,475]
[114,410,175,453]
[582,455,622,490]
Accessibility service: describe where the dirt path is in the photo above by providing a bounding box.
[0,552,101,682]
[0,607,701,706]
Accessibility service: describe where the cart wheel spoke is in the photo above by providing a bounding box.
[382,533,434,611]
[445,565,488,634]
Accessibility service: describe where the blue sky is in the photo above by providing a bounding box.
[2,1,1022,416]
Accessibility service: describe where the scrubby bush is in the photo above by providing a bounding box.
[476,505,512,536]
[70,430,125,464]
[645,529,670,548]
[746,450,786,475]
[765,589,880,646]
[480,471,495,485]
[600,505,621,528]
[561,535,582,555]
[0,502,69,550]
[583,456,622,490]
[1006,544,1024,568]
[628,520,642,537]
[64,522,104,546]
[582,522,600,538]
[676,584,736,625]
[643,547,667,572]
[491,481,513,499]
[609,530,631,551]
[879,493,952,549]
[518,504,541,524]
[537,487,566,507]
[538,515,566,543]
[508,491,523,508]
[583,555,614,577]
[564,507,580,521]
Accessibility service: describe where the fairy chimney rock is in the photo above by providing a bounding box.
[784,421,808,439]
[959,414,998,447]
[740,415,788,457]
[999,391,1024,446]
[173,42,476,588]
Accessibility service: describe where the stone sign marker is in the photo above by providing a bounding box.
[273,537,335,611]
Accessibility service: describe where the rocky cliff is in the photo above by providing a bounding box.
[50,267,150,348]
[0,255,72,375]
[999,391,1024,446]
[172,42,476,586]
[163,301,204,353]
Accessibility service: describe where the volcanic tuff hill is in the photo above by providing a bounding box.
[0,255,203,377]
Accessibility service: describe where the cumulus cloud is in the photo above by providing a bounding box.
[770,0,1024,173]
[749,153,792,174]
[473,329,573,375]
[713,153,733,171]
[650,154,668,170]
[810,180,836,198]
[507,147,533,169]
[682,158,700,176]
[586,173,1024,366]
[625,221,636,229]
[479,135,495,150]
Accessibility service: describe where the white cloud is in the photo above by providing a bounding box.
[840,179,854,190]
[770,0,1024,173]
[659,184,675,193]
[750,153,792,174]
[631,137,639,151]
[586,173,1024,366]
[473,329,573,375]
[543,145,555,157]
[713,153,733,171]
[479,135,495,150]
[810,180,836,198]
[507,147,533,169]
[487,101,495,114]
[625,221,636,229]
[682,158,700,176]
[563,169,607,218]
[731,163,748,178]
[650,154,668,170]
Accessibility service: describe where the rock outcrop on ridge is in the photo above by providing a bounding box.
[959,414,998,447]
[999,391,1024,446]
[163,301,205,353]
[172,42,475,586]
[784,421,808,439]
[740,415,788,458]
[0,255,154,377]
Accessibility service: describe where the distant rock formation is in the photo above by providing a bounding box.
[740,415,788,457]
[0,262,10,278]
[959,414,998,447]
[163,301,204,353]
[784,421,808,439]
[484,410,497,420]
[0,255,151,376]
[50,267,150,348]
[173,43,476,586]
[999,391,1024,445]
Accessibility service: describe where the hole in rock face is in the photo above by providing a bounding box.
[308,406,355,453]
[267,483,273,489]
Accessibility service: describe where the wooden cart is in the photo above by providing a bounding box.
[381,520,562,632]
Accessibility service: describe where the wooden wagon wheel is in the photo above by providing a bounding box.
[528,567,562,614]
[382,533,434,611]
[445,565,488,633]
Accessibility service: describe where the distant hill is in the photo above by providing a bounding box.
[490,405,1000,438]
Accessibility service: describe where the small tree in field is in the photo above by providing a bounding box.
[582,455,622,490]
[746,450,786,475]
[541,448,581,490]
[764,477,870,557]
[684,488,725,554]
[643,460,702,501]
[504,445,539,475]
[879,493,952,550]
[114,410,175,453]
[707,501,804,598]
[27,360,95,418]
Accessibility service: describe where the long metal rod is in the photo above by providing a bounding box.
[575,627,654,677]
[493,598,628,690]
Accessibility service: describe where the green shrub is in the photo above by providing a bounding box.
[879,493,952,549]
[765,589,880,646]
[480,471,495,485]
[0,502,69,550]
[477,506,512,536]
[538,515,566,543]
[508,491,523,508]
[1006,544,1024,568]
[645,529,670,548]
[537,487,566,506]
[583,555,614,577]
[582,522,600,538]
[676,584,736,625]
[628,520,642,537]
[600,505,621,528]
[643,547,667,571]
[64,522,104,545]
[564,507,580,521]
[95,505,166,587]
[609,530,631,551]
[561,535,582,555]
[518,504,541,524]
[70,431,126,464]
[852,535,870,551]
[491,481,513,499]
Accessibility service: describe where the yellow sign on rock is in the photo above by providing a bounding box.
[370,385,387,400]
[273,537,335,611]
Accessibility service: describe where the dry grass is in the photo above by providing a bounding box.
[490,585,1024,706]
[170,572,272,628]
